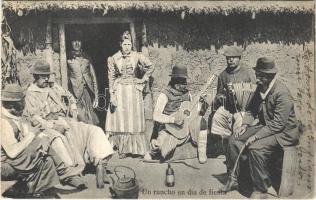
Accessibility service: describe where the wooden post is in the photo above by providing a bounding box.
[58,23,68,90]
[141,20,154,143]
[278,146,298,197]
[129,22,137,51]
[141,21,149,57]
[45,14,53,69]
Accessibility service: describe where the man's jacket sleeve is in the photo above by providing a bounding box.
[256,90,293,140]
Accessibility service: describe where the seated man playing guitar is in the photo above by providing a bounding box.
[144,64,210,164]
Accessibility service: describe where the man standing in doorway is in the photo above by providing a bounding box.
[67,30,100,125]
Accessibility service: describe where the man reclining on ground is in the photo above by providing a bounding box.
[23,60,114,188]
[1,84,86,198]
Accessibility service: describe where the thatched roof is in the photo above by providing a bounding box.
[3,1,314,15]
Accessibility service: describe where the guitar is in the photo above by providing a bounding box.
[165,74,217,139]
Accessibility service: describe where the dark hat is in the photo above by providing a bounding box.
[223,46,243,57]
[253,57,277,74]
[32,60,52,75]
[170,64,188,78]
[1,84,25,101]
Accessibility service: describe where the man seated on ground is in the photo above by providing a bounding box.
[23,60,114,188]
[222,57,299,198]
[1,84,86,198]
[144,64,208,163]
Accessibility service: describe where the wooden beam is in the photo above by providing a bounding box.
[129,22,137,51]
[58,23,68,90]
[53,17,134,24]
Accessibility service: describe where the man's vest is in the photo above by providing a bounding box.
[162,86,190,115]
[67,57,95,99]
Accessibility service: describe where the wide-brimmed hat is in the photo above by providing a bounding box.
[253,57,278,74]
[170,64,188,78]
[1,84,25,101]
[223,46,243,57]
[32,60,52,75]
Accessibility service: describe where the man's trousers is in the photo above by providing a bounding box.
[227,125,282,192]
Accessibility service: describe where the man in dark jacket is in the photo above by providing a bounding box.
[222,57,299,198]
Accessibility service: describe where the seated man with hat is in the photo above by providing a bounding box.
[144,64,208,163]
[210,45,256,139]
[23,60,114,189]
[221,57,300,198]
[1,84,86,198]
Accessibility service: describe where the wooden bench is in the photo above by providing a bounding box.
[230,143,298,198]
[278,146,298,197]
[270,146,298,198]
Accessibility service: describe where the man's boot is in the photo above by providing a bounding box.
[63,175,87,190]
[198,130,208,164]
[219,175,238,192]
[96,162,104,189]
[102,159,110,184]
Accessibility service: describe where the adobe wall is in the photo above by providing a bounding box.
[144,13,314,194]
[5,11,315,196]
[9,12,315,126]
[8,12,315,126]
[144,13,314,128]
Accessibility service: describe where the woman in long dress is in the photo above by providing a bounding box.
[105,31,154,158]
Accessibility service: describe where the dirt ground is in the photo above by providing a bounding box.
[2,146,314,199]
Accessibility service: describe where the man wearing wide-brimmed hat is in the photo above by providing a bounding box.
[222,57,299,198]
[1,84,87,197]
[144,64,208,163]
[23,60,114,189]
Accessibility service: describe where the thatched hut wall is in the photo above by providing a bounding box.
[5,10,314,129]
[2,3,315,193]
[143,13,314,127]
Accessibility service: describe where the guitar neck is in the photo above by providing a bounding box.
[189,74,217,111]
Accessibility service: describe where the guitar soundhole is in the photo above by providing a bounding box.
[184,110,190,116]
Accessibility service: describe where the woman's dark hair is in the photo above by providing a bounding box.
[120,31,132,43]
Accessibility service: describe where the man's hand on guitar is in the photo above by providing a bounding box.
[174,113,185,126]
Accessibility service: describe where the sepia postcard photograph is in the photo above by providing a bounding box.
[0,0,315,199]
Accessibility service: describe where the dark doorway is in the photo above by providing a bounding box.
[65,23,130,128]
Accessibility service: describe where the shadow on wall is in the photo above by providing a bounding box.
[145,12,313,51]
